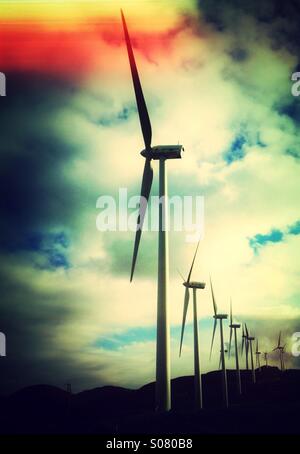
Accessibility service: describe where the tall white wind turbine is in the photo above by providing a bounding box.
[121,11,183,412]
[209,278,229,408]
[179,241,205,410]
[228,300,242,395]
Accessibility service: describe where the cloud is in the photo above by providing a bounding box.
[223,127,266,164]
[197,0,300,60]
[249,229,284,254]
[25,231,71,270]
[288,219,300,235]
[249,219,300,254]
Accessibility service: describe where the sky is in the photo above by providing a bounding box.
[0,0,300,394]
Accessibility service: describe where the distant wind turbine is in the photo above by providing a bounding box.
[209,278,229,408]
[273,332,286,372]
[179,241,205,410]
[241,324,249,370]
[121,10,183,412]
[263,351,269,367]
[255,339,261,371]
[228,300,242,395]
[245,324,256,384]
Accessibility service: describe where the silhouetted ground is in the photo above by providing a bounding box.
[0,367,299,434]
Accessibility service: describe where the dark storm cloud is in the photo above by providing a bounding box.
[278,99,300,124]
[0,73,100,393]
[0,73,82,252]
[228,48,249,62]
[0,254,107,394]
[24,231,71,270]
[0,260,70,393]
[0,299,105,395]
[198,0,300,59]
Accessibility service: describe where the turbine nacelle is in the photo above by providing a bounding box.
[183,281,205,289]
[140,145,184,160]
[229,323,241,328]
[213,314,228,320]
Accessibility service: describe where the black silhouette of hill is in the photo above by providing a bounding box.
[0,367,299,434]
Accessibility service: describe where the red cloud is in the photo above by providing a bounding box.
[0,18,186,80]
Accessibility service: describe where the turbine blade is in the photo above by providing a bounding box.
[121,10,152,150]
[241,325,245,355]
[209,319,217,360]
[187,239,200,283]
[245,323,249,338]
[177,269,185,283]
[228,327,233,358]
[179,287,190,356]
[219,352,222,370]
[130,158,153,281]
[209,276,218,316]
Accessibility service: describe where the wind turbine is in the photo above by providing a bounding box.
[121,11,183,412]
[273,332,286,372]
[228,301,242,395]
[209,278,229,408]
[281,346,286,371]
[263,351,269,367]
[179,241,205,410]
[241,324,249,370]
[255,339,261,371]
[245,324,256,384]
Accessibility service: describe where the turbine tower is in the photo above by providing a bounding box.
[281,346,286,371]
[209,278,229,408]
[273,332,286,372]
[121,11,183,412]
[263,351,269,367]
[255,339,261,371]
[245,324,256,384]
[241,324,249,370]
[219,349,228,369]
[228,300,242,395]
[179,241,205,410]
